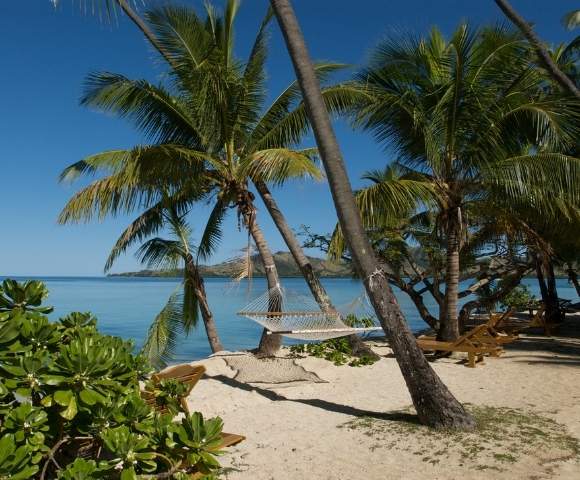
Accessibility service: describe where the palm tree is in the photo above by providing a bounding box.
[494,0,580,98]
[58,3,360,356]
[268,0,476,430]
[134,204,224,366]
[351,24,579,341]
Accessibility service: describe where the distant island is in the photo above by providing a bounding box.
[109,251,354,278]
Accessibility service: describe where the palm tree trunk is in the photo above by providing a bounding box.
[191,268,224,353]
[184,255,224,353]
[244,213,283,356]
[254,180,379,359]
[270,0,474,430]
[494,0,580,98]
[546,261,561,323]
[438,211,461,341]
[567,264,580,296]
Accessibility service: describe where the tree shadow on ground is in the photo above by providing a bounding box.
[502,318,580,359]
[205,373,420,426]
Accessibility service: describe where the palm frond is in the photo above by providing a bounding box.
[562,10,580,30]
[105,201,165,272]
[482,153,580,218]
[135,237,183,270]
[248,64,362,150]
[81,72,206,146]
[196,199,228,263]
[241,148,322,185]
[51,0,144,22]
[182,272,200,332]
[140,287,185,368]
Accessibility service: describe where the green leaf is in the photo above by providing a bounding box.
[120,467,138,480]
[60,395,78,420]
[54,390,74,407]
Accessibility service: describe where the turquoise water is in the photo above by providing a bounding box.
[3,276,578,362]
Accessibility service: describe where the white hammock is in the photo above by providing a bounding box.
[237,285,383,340]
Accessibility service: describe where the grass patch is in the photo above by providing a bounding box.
[339,405,580,473]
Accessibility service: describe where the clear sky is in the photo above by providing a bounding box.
[0,0,576,276]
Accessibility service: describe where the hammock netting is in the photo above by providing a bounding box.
[237,285,383,341]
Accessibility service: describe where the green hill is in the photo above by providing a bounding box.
[109,251,353,278]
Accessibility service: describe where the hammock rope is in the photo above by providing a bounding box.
[237,285,383,340]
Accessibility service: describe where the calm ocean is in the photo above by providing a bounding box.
[3,276,577,362]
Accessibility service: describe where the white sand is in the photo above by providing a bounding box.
[187,325,580,479]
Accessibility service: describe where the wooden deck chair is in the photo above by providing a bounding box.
[420,312,517,350]
[141,364,206,414]
[417,325,503,368]
[499,305,552,335]
[486,308,519,344]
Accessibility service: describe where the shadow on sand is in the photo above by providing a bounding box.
[205,373,420,426]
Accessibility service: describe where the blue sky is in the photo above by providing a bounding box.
[0,0,576,276]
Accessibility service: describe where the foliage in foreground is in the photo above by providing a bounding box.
[0,279,224,479]
[290,315,379,367]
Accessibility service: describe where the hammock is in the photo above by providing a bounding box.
[237,285,383,340]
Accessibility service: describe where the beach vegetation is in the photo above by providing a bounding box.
[0,279,227,479]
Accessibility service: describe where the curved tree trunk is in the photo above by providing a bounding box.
[254,180,379,359]
[245,214,283,356]
[567,263,580,296]
[270,0,474,430]
[438,211,461,341]
[494,0,580,98]
[185,256,224,353]
[192,268,224,353]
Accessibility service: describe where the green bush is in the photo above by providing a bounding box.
[0,279,225,479]
[500,284,537,312]
[290,314,378,367]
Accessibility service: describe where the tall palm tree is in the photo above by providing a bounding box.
[269,0,475,430]
[133,204,224,366]
[55,0,375,358]
[351,24,579,341]
[58,3,360,356]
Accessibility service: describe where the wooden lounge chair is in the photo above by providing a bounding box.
[498,305,555,336]
[421,310,518,350]
[141,364,207,414]
[486,308,519,344]
[417,324,503,368]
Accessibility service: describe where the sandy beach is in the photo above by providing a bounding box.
[188,319,580,480]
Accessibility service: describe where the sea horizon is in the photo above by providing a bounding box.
[2,275,577,363]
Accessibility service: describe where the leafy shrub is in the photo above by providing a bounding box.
[500,284,537,312]
[289,314,378,367]
[0,279,226,479]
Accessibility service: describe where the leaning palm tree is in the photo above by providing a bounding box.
[268,0,476,430]
[136,204,223,366]
[351,24,580,341]
[58,3,359,356]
